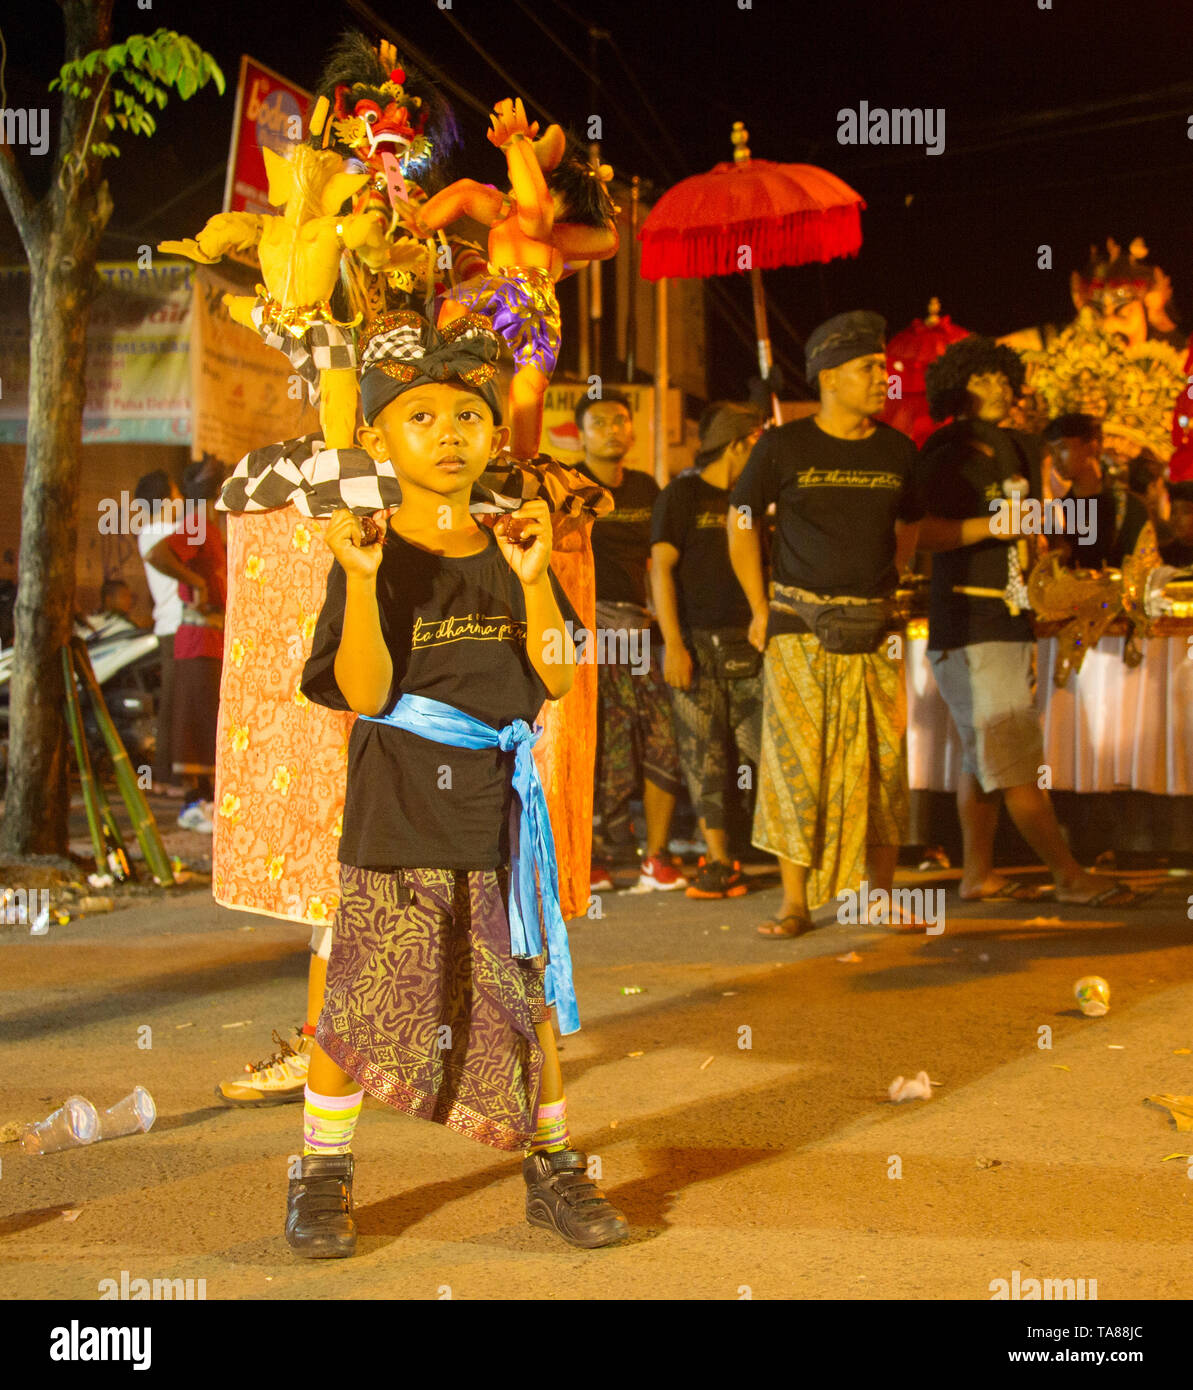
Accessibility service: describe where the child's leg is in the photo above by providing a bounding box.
[529,1019,568,1153]
[523,1015,629,1246]
[534,1019,563,1104]
[306,952,328,1032]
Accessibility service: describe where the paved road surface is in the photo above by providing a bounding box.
[2,866,1191,1301]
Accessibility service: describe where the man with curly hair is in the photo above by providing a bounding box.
[915,337,1109,904]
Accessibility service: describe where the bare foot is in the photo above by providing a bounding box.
[1055,870,1109,904]
[884,902,928,931]
[959,872,1009,901]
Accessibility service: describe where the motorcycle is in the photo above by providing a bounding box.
[0,618,162,785]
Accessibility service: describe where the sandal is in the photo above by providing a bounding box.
[757,913,813,938]
[1055,881,1153,909]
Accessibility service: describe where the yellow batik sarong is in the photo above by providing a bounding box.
[753,633,908,910]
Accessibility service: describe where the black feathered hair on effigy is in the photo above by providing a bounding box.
[924,334,1026,421]
[312,29,459,177]
[547,132,616,228]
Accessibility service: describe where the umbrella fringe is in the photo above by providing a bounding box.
[640,206,863,282]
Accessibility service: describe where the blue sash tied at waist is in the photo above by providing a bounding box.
[360,692,579,1035]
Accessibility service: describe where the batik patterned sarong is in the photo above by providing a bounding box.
[669,631,762,832]
[317,865,549,1151]
[753,633,908,910]
[449,264,561,375]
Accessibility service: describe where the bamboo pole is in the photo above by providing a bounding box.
[90,765,132,883]
[61,646,106,877]
[654,276,669,487]
[70,639,175,886]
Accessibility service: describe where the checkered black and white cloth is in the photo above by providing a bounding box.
[250,305,357,405]
[219,434,615,523]
[218,436,401,517]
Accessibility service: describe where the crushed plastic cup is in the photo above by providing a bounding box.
[97,1086,156,1141]
[1074,975,1110,1017]
[19,1096,100,1155]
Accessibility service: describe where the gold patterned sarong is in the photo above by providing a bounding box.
[753,633,908,910]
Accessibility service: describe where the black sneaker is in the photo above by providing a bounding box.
[685,858,749,899]
[285,1153,357,1258]
[523,1148,630,1249]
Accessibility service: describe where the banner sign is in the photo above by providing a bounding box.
[223,55,312,216]
[0,262,192,444]
[190,261,319,464]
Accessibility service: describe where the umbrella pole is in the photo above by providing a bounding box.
[750,267,782,426]
[654,276,669,487]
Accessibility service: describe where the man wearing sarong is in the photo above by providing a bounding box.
[728,312,922,935]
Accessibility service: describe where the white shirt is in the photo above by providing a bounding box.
[137,522,183,637]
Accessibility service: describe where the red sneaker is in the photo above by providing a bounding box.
[590,862,615,893]
[637,855,688,892]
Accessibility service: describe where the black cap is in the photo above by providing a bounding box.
[805,310,886,382]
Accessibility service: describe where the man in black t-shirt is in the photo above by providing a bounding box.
[728,311,923,935]
[1160,481,1193,566]
[1042,413,1153,569]
[653,401,765,899]
[916,338,1110,906]
[573,391,686,891]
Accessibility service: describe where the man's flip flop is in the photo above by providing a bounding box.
[1056,883,1155,909]
[757,914,813,938]
[969,879,1053,902]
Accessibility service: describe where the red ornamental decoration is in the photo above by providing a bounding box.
[638,158,865,282]
[882,305,970,446]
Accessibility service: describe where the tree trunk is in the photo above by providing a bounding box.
[0,0,113,857]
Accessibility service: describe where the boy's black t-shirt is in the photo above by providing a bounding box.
[575,462,659,608]
[729,416,922,635]
[1063,487,1149,570]
[301,528,578,871]
[1160,536,1193,567]
[651,471,752,631]
[916,423,1038,649]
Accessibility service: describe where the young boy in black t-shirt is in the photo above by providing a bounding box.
[653,402,765,898]
[287,309,628,1256]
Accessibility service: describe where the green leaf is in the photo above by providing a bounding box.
[177,67,197,101]
[81,50,101,76]
[48,76,61,92]
[154,85,167,110]
[103,113,114,130]
[159,44,180,84]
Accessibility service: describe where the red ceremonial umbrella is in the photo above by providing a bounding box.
[639,122,865,421]
[882,298,971,446]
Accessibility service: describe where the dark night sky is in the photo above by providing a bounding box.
[3,0,1193,397]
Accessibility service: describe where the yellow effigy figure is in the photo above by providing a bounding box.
[160,144,423,450]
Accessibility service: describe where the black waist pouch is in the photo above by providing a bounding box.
[771,586,890,655]
[694,628,763,679]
